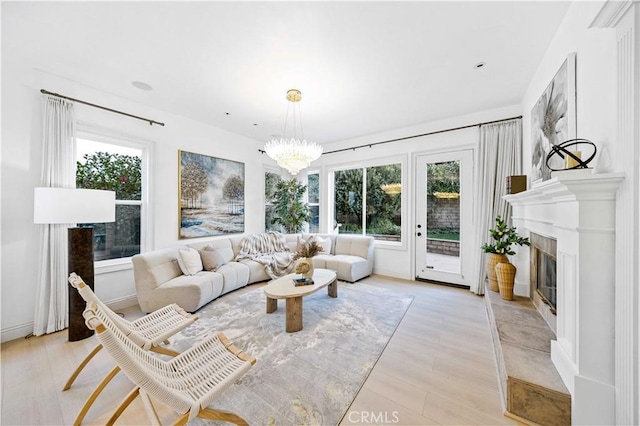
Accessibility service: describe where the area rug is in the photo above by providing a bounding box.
[168,281,414,425]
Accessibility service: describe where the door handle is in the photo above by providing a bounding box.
[416,232,422,237]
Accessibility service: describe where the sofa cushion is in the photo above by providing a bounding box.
[335,235,372,259]
[199,249,227,271]
[326,254,371,283]
[238,259,270,283]
[146,271,223,312]
[283,234,300,252]
[310,253,333,269]
[217,262,250,293]
[177,247,203,276]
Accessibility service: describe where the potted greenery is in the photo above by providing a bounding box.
[481,215,530,298]
[271,178,311,233]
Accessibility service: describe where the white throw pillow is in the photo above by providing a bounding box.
[177,247,203,276]
[314,236,331,255]
[297,235,331,255]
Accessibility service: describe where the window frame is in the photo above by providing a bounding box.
[306,170,320,234]
[329,155,407,249]
[76,124,153,273]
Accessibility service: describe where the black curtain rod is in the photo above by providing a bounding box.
[322,115,523,155]
[40,89,165,127]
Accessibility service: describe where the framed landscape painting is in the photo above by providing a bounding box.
[530,52,577,183]
[179,150,244,238]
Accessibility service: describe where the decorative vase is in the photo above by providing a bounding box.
[304,258,314,280]
[495,261,517,300]
[486,253,508,292]
[295,258,314,280]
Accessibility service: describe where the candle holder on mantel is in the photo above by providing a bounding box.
[545,138,597,171]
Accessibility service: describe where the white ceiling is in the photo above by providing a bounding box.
[2,1,571,144]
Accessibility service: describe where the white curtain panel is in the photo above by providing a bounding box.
[33,96,76,336]
[471,119,522,295]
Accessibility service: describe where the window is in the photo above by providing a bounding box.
[307,172,319,233]
[76,138,144,261]
[333,163,402,242]
[264,171,282,232]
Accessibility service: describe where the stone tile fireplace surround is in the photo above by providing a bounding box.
[505,170,623,425]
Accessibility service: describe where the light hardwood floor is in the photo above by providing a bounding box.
[1,275,519,425]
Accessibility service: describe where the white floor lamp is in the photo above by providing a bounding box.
[34,188,115,341]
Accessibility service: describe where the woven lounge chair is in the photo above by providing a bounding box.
[83,300,256,425]
[65,273,197,425]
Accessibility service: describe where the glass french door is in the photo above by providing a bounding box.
[415,150,473,286]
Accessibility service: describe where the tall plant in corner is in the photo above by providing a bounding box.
[271,178,311,234]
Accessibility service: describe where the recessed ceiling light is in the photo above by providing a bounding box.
[474,62,486,69]
[131,81,152,91]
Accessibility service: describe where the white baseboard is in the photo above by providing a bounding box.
[372,267,412,281]
[1,321,35,343]
[105,294,139,311]
[1,294,139,343]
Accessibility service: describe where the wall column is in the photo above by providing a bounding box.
[591,1,640,424]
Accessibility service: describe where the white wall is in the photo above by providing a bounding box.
[1,54,270,342]
[312,104,521,280]
[522,1,616,179]
[514,0,616,296]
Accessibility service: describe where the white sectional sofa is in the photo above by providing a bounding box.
[131,233,374,313]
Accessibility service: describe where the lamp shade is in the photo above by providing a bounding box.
[34,188,116,224]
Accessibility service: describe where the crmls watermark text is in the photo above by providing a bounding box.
[347,411,400,424]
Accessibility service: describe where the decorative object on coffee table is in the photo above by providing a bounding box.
[293,238,324,280]
[481,215,530,294]
[295,258,314,280]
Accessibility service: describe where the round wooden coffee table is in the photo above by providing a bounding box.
[263,268,337,333]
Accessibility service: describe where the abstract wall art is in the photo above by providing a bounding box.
[530,52,577,182]
[178,150,244,238]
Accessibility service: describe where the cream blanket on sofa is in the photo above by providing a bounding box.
[235,232,295,279]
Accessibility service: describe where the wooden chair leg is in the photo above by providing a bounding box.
[198,408,249,426]
[63,344,103,391]
[173,413,190,426]
[73,366,120,426]
[150,345,180,357]
[106,386,140,426]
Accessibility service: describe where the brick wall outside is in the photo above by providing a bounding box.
[427,239,460,256]
[427,196,460,230]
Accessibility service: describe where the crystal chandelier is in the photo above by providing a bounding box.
[264,89,323,175]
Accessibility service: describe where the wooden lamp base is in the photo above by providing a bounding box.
[68,227,95,341]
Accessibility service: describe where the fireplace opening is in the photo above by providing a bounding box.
[530,233,557,314]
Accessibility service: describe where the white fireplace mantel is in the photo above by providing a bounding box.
[505,170,624,425]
